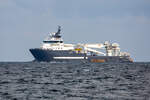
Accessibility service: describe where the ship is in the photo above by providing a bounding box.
[29,26,133,63]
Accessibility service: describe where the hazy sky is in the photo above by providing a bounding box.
[0,0,150,61]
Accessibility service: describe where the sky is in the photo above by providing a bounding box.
[0,0,150,62]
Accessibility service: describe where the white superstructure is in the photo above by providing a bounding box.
[41,26,130,57]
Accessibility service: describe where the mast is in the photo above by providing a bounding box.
[55,26,61,38]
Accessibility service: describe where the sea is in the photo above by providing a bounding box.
[0,62,150,100]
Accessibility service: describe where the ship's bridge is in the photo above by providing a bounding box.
[43,32,63,44]
[43,40,63,43]
[41,26,74,50]
[43,26,63,44]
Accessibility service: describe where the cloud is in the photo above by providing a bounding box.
[51,0,150,18]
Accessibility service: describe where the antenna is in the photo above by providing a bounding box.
[56,25,61,35]
[55,25,61,38]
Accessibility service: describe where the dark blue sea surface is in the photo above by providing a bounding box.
[0,62,150,100]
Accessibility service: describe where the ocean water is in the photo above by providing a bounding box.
[0,62,150,100]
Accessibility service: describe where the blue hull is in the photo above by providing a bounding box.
[29,48,133,63]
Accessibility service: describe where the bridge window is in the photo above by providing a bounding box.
[43,41,63,43]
